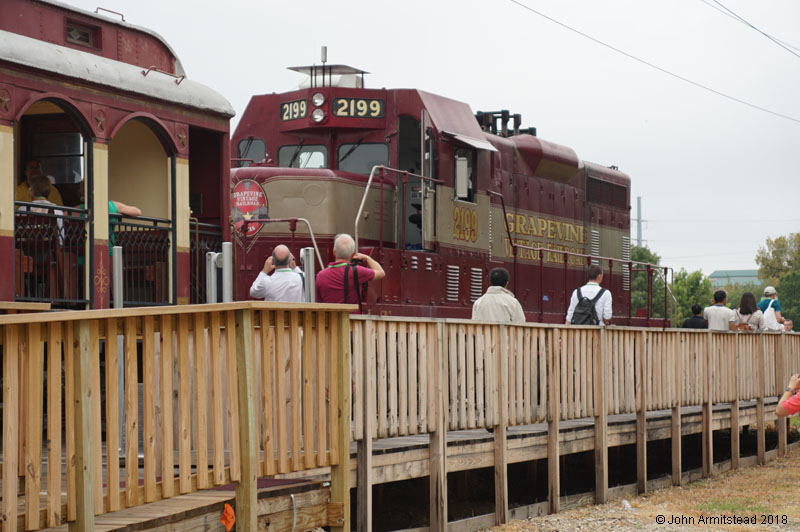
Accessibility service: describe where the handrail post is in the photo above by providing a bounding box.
[547,328,561,514]
[777,334,787,457]
[594,328,608,503]
[331,311,352,532]
[2,325,20,532]
[731,332,740,470]
[234,308,258,531]
[636,329,648,492]
[70,320,96,532]
[702,332,713,477]
[494,324,509,524]
[429,321,447,531]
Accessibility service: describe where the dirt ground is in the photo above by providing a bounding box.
[487,446,800,531]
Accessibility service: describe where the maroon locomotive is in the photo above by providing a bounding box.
[230,61,663,325]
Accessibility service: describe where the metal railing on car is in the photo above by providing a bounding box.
[14,202,88,307]
[110,214,172,306]
[189,220,223,304]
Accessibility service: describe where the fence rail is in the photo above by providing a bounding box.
[0,302,353,532]
[350,318,800,440]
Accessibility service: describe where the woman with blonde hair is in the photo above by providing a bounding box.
[729,292,764,331]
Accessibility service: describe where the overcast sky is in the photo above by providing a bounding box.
[68,0,800,277]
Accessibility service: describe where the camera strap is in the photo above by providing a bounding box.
[343,264,363,314]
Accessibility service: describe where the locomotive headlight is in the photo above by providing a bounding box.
[312,92,325,106]
[311,108,325,123]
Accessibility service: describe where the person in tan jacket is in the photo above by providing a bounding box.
[471,268,526,323]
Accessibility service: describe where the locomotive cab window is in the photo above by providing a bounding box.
[337,143,389,175]
[454,147,476,202]
[277,144,328,169]
[236,137,266,167]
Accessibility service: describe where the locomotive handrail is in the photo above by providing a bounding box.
[240,217,324,270]
[512,241,672,323]
[354,165,443,249]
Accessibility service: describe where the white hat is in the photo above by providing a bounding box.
[764,286,776,296]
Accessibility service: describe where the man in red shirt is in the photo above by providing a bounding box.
[316,233,385,311]
[777,373,800,418]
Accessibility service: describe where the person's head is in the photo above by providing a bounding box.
[333,233,355,260]
[764,286,777,299]
[272,244,291,268]
[29,174,51,198]
[739,292,758,315]
[691,304,702,316]
[713,290,727,304]
[587,264,603,282]
[24,160,41,183]
[489,267,510,287]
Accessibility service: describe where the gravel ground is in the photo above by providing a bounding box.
[485,447,800,532]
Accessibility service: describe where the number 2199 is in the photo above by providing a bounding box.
[453,206,478,243]
[280,100,307,121]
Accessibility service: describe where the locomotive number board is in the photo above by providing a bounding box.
[332,97,385,118]
[280,99,308,121]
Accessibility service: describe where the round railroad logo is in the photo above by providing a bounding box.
[231,179,269,237]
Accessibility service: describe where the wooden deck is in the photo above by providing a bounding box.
[14,397,786,532]
[2,309,799,532]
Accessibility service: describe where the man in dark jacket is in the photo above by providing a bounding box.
[682,304,707,329]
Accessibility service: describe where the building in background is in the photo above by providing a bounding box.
[709,269,761,288]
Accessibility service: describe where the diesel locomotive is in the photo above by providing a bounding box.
[230,61,663,325]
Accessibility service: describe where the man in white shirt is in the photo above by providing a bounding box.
[472,267,526,323]
[249,244,305,303]
[703,290,734,331]
[566,265,613,325]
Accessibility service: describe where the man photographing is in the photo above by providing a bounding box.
[315,233,385,312]
[249,244,305,303]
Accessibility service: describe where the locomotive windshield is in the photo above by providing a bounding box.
[236,137,266,167]
[337,143,389,174]
[277,144,328,168]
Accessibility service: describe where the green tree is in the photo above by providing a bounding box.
[672,268,713,325]
[756,233,800,286]
[630,246,666,319]
[721,282,763,311]
[777,270,800,323]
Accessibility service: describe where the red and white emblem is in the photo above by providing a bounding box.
[231,179,269,237]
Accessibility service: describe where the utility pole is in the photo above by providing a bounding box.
[636,196,643,247]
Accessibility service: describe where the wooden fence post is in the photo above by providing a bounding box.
[357,320,373,532]
[594,328,608,503]
[548,329,561,514]
[702,332,713,478]
[429,322,448,532]
[636,330,647,493]
[70,320,95,532]
[2,325,20,532]
[234,308,258,532]
[776,334,787,457]
[331,311,352,532]
[756,334,765,465]
[494,325,509,524]
[671,331,682,485]
[731,333,740,470]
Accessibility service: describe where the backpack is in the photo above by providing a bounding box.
[571,287,606,325]
[762,299,781,331]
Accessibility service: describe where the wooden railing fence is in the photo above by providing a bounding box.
[350,317,800,531]
[0,302,353,532]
